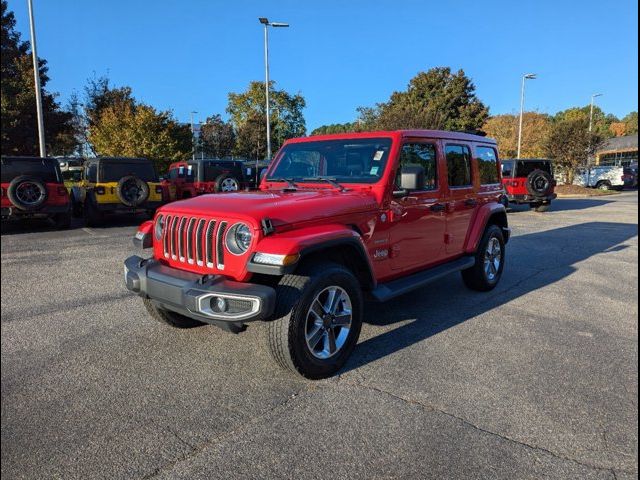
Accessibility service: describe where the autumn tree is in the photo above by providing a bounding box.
[483,112,551,159]
[554,106,617,139]
[1,0,76,155]
[622,112,638,135]
[227,81,306,159]
[357,67,488,131]
[200,114,235,158]
[544,118,601,184]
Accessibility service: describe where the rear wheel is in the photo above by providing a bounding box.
[142,297,204,328]
[596,181,612,191]
[462,225,505,291]
[215,174,240,193]
[266,262,363,379]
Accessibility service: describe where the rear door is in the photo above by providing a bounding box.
[443,143,477,254]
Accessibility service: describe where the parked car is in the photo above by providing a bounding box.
[501,158,557,212]
[574,165,626,191]
[1,156,72,228]
[124,130,510,379]
[164,159,268,199]
[56,157,85,190]
[69,157,172,226]
[623,164,638,188]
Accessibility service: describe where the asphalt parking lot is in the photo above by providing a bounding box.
[1,192,638,480]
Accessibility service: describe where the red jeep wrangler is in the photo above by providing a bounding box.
[1,156,72,229]
[125,131,510,378]
[501,158,557,212]
[164,159,266,199]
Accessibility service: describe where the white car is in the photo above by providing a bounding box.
[574,165,625,190]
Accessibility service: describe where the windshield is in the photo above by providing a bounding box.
[1,158,61,183]
[268,138,393,184]
[100,161,157,182]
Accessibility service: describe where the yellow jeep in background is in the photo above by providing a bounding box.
[70,157,171,226]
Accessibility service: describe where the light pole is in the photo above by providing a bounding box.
[259,17,289,160]
[589,93,603,133]
[190,111,198,161]
[27,0,46,157]
[517,73,537,159]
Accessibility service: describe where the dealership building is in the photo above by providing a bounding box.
[594,134,638,166]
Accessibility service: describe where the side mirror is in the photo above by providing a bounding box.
[394,165,424,197]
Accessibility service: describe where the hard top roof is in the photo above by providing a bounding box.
[286,129,497,145]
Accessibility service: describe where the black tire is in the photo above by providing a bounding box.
[266,262,363,379]
[7,175,48,211]
[462,225,505,292]
[53,211,72,229]
[142,297,204,328]
[117,176,150,207]
[534,202,551,213]
[595,181,611,191]
[526,169,554,197]
[70,193,83,218]
[214,174,240,193]
[83,199,104,227]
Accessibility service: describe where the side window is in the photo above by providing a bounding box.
[398,143,438,190]
[501,160,514,177]
[445,145,472,187]
[86,163,97,183]
[476,146,500,184]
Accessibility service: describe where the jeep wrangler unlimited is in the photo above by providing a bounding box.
[70,157,171,226]
[501,158,557,212]
[164,159,267,199]
[1,156,72,229]
[125,130,510,379]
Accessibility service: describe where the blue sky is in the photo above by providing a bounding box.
[8,0,639,131]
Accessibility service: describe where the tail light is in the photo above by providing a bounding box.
[95,186,106,194]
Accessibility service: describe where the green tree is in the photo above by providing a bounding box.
[553,106,617,139]
[310,122,361,136]
[1,0,76,156]
[544,118,601,184]
[622,112,638,135]
[483,112,552,159]
[227,81,306,159]
[357,67,488,131]
[200,114,235,158]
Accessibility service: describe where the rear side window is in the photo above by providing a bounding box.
[86,163,98,183]
[100,162,157,182]
[476,146,500,184]
[398,143,438,190]
[1,158,61,183]
[445,145,472,187]
[501,161,515,177]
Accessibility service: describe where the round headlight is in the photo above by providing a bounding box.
[226,223,252,255]
[155,214,164,240]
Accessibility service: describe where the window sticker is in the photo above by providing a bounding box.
[370,166,379,175]
[373,150,385,161]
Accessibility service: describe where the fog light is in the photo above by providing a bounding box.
[210,296,228,313]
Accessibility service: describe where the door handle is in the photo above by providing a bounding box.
[430,203,446,213]
[465,199,477,207]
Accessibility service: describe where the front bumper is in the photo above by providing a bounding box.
[124,255,276,328]
[1,204,70,220]
[507,193,557,204]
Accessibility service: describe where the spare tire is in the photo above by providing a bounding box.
[214,174,240,193]
[7,175,48,211]
[116,176,149,207]
[526,169,554,197]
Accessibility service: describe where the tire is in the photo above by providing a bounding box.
[534,202,551,212]
[142,297,204,328]
[7,175,48,211]
[526,169,554,197]
[116,176,150,207]
[596,181,611,191]
[462,224,505,292]
[214,174,240,193]
[84,200,104,227]
[53,211,72,229]
[70,194,83,218]
[266,262,363,379]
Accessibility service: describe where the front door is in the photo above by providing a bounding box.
[443,143,477,254]
[390,141,447,271]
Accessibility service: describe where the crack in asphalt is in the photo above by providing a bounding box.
[336,378,636,478]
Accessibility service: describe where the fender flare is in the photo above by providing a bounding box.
[464,203,510,254]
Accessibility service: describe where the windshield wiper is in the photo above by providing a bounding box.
[301,177,346,192]
[271,177,298,190]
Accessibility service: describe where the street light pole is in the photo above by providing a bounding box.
[259,18,289,161]
[589,93,603,133]
[27,0,46,157]
[190,111,198,161]
[517,73,536,159]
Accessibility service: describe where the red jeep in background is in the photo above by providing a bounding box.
[125,130,510,379]
[164,159,267,199]
[1,156,72,229]
[501,158,557,212]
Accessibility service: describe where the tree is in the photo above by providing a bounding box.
[1,0,76,156]
[622,112,638,135]
[483,112,552,159]
[553,106,617,139]
[86,79,191,172]
[310,122,362,136]
[200,114,235,158]
[544,118,601,184]
[609,122,627,137]
[227,81,306,159]
[357,67,488,131]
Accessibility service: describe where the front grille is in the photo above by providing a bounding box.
[162,215,226,270]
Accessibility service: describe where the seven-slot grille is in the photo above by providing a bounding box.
[161,215,228,270]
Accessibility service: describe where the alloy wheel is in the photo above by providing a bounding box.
[305,286,352,359]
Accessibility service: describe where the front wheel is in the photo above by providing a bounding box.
[462,225,505,291]
[266,262,363,379]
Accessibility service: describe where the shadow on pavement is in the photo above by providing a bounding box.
[0,214,146,236]
[507,197,614,214]
[345,221,638,373]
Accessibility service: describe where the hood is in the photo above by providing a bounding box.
[159,188,378,227]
